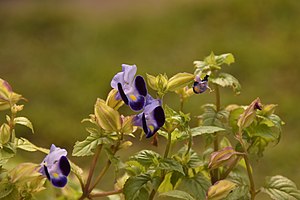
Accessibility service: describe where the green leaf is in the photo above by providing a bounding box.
[72,132,113,157]
[262,175,300,200]
[177,173,211,200]
[210,73,241,95]
[159,190,196,200]
[167,72,194,92]
[130,150,161,168]
[190,126,225,137]
[215,53,235,66]
[0,144,16,166]
[158,158,184,174]
[200,104,229,129]
[158,172,174,193]
[0,181,14,198]
[14,117,34,133]
[206,180,237,200]
[123,174,151,200]
[16,137,49,153]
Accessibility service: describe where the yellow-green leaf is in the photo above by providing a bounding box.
[14,117,34,133]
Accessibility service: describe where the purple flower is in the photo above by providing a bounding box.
[193,75,209,94]
[111,64,147,111]
[39,144,71,188]
[133,95,165,138]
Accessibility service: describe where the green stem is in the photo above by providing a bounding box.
[237,135,256,200]
[211,84,221,184]
[164,130,172,159]
[185,127,192,156]
[88,159,111,193]
[149,129,173,200]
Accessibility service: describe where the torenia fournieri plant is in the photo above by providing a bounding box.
[0,52,299,200]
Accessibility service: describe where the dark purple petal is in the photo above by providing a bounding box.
[59,156,70,176]
[51,175,68,188]
[117,83,129,105]
[153,106,165,127]
[43,165,51,180]
[193,82,208,94]
[202,75,209,81]
[135,75,147,96]
[142,113,148,135]
[129,95,145,111]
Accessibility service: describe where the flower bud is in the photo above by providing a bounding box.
[237,97,262,130]
[167,72,194,92]
[94,98,121,132]
[0,123,10,144]
[106,89,124,110]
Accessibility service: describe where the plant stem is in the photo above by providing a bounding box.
[88,159,112,193]
[149,129,173,200]
[237,135,256,200]
[89,189,123,198]
[164,130,172,159]
[185,127,192,156]
[211,84,221,184]
[86,145,102,191]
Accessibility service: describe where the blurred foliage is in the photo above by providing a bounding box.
[0,0,299,198]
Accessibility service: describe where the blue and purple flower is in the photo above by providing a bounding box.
[133,95,165,138]
[39,144,71,188]
[111,64,147,111]
[193,75,209,94]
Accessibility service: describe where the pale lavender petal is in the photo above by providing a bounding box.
[122,64,137,85]
[111,71,125,89]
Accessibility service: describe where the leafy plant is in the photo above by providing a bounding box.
[0,52,298,200]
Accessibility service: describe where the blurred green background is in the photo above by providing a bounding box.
[1,0,300,199]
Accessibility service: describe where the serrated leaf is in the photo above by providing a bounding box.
[206,180,237,200]
[14,117,34,133]
[177,173,211,200]
[190,126,225,137]
[123,174,151,200]
[200,104,229,129]
[159,190,196,200]
[210,73,241,95]
[130,150,161,168]
[72,132,113,157]
[262,175,300,200]
[158,158,184,175]
[94,98,121,132]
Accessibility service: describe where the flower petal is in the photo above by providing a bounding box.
[43,165,51,180]
[111,71,124,89]
[129,95,145,111]
[117,83,129,105]
[122,64,137,84]
[51,175,68,188]
[134,75,147,96]
[153,106,165,127]
[59,156,70,177]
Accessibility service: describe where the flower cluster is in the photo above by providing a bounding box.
[111,64,165,138]
[39,144,71,188]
